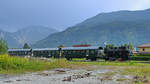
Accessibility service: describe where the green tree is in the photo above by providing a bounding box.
[58,45,65,48]
[23,43,31,49]
[122,43,134,50]
[0,39,8,54]
[105,44,117,49]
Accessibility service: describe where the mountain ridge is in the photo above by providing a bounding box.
[13,26,58,45]
[0,26,58,48]
[33,8,150,48]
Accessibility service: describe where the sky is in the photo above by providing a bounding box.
[0,0,150,32]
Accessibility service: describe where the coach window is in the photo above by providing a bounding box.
[90,50,94,54]
[53,51,55,55]
[76,50,79,53]
[73,50,76,53]
[67,50,70,54]
[78,50,81,53]
[69,50,72,53]
[51,51,54,55]
[66,51,68,54]
[142,48,145,52]
[81,50,84,53]
[54,51,56,54]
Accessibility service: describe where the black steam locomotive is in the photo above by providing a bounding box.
[104,46,132,61]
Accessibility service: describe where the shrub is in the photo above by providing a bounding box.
[131,56,150,61]
[0,39,8,54]
[0,54,70,74]
[136,54,150,56]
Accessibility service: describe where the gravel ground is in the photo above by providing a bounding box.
[0,68,134,84]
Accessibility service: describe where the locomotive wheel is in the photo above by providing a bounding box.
[66,58,70,61]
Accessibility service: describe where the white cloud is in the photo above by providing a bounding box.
[130,0,150,10]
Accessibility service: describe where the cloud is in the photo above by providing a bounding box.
[130,0,150,10]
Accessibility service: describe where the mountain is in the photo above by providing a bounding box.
[33,9,150,48]
[0,26,58,48]
[13,26,58,45]
[0,29,21,48]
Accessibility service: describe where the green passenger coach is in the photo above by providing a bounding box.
[32,48,59,58]
[62,46,103,61]
[8,49,31,56]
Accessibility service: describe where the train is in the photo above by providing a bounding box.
[8,46,132,61]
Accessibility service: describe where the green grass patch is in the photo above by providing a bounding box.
[70,60,150,67]
[120,66,150,80]
[0,54,71,74]
[116,78,126,81]
[131,56,150,61]
[71,58,86,61]
[69,60,150,81]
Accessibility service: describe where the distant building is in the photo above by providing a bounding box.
[72,44,91,47]
[137,43,150,53]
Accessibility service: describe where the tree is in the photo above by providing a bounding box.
[58,45,65,48]
[122,43,134,50]
[105,44,117,49]
[0,39,8,54]
[23,43,31,49]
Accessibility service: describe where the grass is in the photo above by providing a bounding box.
[69,59,150,82]
[120,66,150,79]
[70,60,150,66]
[0,54,71,74]
[116,78,126,81]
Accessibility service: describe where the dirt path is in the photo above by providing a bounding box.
[0,67,135,84]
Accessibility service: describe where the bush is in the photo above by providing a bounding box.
[0,54,70,74]
[0,39,8,54]
[131,56,150,61]
[136,54,150,56]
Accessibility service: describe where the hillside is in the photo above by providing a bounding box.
[13,26,58,45]
[33,9,150,48]
[0,26,58,48]
[0,29,21,48]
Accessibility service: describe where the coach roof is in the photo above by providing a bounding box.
[8,49,31,52]
[62,46,100,50]
[33,48,58,51]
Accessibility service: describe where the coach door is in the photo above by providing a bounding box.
[86,50,89,58]
[97,47,103,57]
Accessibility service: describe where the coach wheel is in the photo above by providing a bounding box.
[66,58,72,61]
[91,58,97,61]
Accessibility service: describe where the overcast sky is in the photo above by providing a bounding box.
[0,0,150,32]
